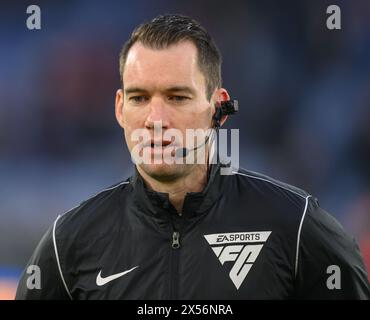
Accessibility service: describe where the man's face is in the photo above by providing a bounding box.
[116,40,220,181]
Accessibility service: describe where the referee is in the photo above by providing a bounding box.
[16,14,369,299]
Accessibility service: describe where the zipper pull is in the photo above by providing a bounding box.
[172,231,180,249]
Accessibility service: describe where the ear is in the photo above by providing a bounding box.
[115,88,125,129]
[212,88,231,127]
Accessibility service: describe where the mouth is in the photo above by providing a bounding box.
[147,140,173,148]
[134,138,182,163]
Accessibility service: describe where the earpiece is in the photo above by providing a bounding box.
[213,100,239,128]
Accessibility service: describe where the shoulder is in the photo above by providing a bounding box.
[220,167,318,247]
[299,200,358,258]
[54,179,132,239]
[226,167,318,248]
[229,167,313,209]
[296,199,370,299]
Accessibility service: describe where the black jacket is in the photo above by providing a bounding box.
[16,163,370,299]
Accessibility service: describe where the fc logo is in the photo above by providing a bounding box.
[204,231,271,289]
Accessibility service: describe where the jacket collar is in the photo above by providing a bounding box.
[130,162,225,219]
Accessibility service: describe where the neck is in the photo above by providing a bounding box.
[137,164,209,215]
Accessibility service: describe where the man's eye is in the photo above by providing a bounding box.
[168,96,189,102]
[129,96,148,103]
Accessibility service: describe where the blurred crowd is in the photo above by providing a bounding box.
[0,0,369,298]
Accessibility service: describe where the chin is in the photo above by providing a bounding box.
[138,163,189,182]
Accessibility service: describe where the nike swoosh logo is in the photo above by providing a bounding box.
[96,266,139,286]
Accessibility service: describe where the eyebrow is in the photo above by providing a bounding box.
[124,87,148,95]
[124,86,196,96]
[164,86,196,95]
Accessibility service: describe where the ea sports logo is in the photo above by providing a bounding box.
[204,231,271,289]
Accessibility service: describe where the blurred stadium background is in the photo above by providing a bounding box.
[1,0,369,299]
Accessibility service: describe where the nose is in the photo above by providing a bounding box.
[144,98,170,129]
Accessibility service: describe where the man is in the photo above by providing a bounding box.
[16,14,369,299]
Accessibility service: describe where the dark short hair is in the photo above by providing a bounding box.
[119,14,222,100]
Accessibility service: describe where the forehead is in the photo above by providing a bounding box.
[123,40,205,92]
